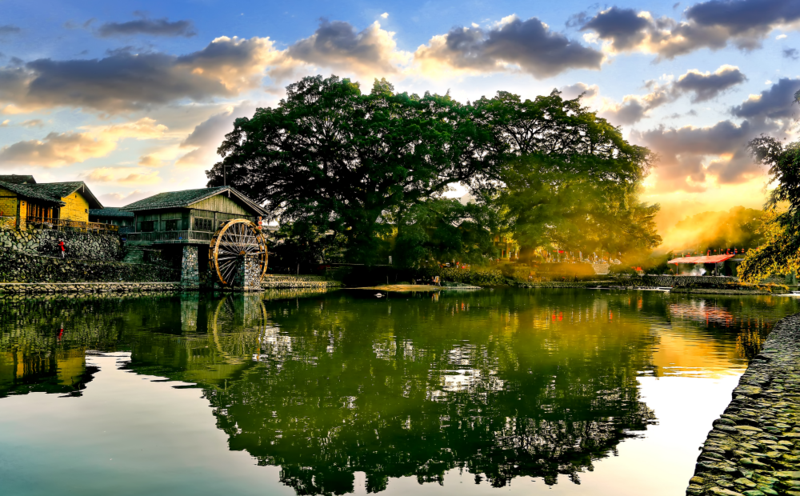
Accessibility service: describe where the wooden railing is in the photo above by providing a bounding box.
[125,230,214,244]
[25,216,119,232]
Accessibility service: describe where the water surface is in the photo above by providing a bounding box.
[0,288,796,496]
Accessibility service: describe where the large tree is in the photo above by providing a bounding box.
[738,136,800,282]
[208,76,493,264]
[480,91,659,259]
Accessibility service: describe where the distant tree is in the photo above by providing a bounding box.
[207,75,494,265]
[738,136,800,282]
[667,206,767,253]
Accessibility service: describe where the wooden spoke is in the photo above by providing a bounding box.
[209,219,268,286]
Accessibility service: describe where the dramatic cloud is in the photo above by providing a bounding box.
[414,15,604,78]
[685,0,800,35]
[281,21,408,79]
[598,83,672,125]
[0,131,117,167]
[0,118,168,167]
[96,17,196,38]
[673,65,747,102]
[634,120,760,192]
[580,7,652,52]
[83,166,161,184]
[176,103,255,167]
[0,36,282,113]
[731,77,800,120]
[581,1,800,60]
[20,119,43,128]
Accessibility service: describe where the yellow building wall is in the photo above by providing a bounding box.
[60,191,90,222]
[0,186,18,228]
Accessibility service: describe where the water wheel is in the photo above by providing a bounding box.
[209,219,268,286]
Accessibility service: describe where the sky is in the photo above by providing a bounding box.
[1,0,799,232]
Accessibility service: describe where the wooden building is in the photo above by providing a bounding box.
[0,177,103,230]
[122,186,267,286]
[89,208,135,233]
[122,186,267,246]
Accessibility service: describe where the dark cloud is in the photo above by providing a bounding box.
[177,103,256,166]
[783,47,799,60]
[673,65,747,102]
[415,16,604,78]
[286,20,400,76]
[600,83,673,125]
[580,7,650,51]
[581,0,800,60]
[635,120,760,191]
[96,17,196,38]
[731,77,800,120]
[0,37,275,112]
[686,0,800,35]
[558,82,598,99]
[0,25,21,36]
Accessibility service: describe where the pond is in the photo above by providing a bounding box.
[0,288,797,496]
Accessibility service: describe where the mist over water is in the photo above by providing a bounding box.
[0,289,796,495]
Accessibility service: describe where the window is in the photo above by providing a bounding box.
[165,219,179,231]
[141,220,155,232]
[194,217,213,231]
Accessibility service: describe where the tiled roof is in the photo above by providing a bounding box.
[0,181,65,205]
[89,207,134,218]
[0,175,36,184]
[0,180,103,209]
[122,186,267,215]
[35,182,103,209]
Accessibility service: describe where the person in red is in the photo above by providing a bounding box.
[58,239,65,259]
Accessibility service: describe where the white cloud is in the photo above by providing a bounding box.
[380,12,389,19]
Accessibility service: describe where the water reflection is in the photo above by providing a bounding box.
[0,289,797,495]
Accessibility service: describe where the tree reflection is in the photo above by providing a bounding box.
[1,289,798,493]
[208,291,659,493]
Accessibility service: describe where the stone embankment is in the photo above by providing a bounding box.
[0,226,122,260]
[0,282,184,295]
[0,249,179,283]
[687,313,800,496]
[262,275,342,289]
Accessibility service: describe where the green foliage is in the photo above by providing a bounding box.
[208,76,494,265]
[739,136,800,282]
[392,198,502,268]
[496,153,661,258]
[208,77,657,267]
[268,223,346,274]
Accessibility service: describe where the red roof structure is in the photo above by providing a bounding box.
[667,254,736,265]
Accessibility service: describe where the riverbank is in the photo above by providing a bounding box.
[0,276,341,295]
[686,312,800,496]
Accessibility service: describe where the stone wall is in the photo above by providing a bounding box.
[0,249,179,284]
[181,245,199,287]
[686,312,800,496]
[0,282,183,294]
[0,225,122,261]
[261,275,341,289]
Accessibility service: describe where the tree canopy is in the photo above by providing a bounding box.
[208,75,658,266]
[739,137,800,282]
